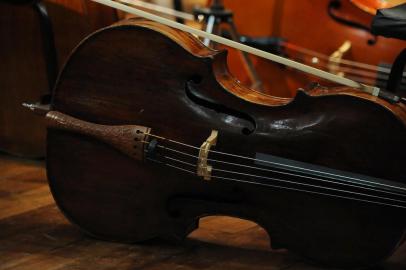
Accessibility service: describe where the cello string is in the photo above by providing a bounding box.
[272,57,398,88]
[345,76,385,89]
[117,0,404,81]
[285,42,406,76]
[164,155,197,167]
[281,61,406,90]
[293,57,406,87]
[344,75,405,89]
[156,148,406,199]
[279,60,404,88]
[212,167,406,203]
[141,133,406,209]
[142,139,406,201]
[141,133,406,194]
[146,156,406,210]
[210,175,406,209]
[158,145,406,197]
[206,156,406,198]
[295,59,398,81]
[150,152,406,205]
[141,133,406,193]
[273,47,406,86]
[208,149,406,192]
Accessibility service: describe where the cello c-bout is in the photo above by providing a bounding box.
[44,19,406,268]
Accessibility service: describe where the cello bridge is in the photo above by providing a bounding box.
[328,40,352,76]
[197,130,218,181]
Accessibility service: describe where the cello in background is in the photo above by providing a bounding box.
[0,0,117,158]
[222,0,406,97]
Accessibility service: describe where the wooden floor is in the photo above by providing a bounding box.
[1,153,406,270]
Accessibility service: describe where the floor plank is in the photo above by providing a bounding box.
[1,153,406,270]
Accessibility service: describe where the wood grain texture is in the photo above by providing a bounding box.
[46,111,150,161]
[2,153,406,270]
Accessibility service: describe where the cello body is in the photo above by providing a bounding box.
[0,0,116,157]
[47,19,406,268]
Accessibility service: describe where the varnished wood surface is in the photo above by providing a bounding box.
[46,19,406,267]
[222,0,406,96]
[1,153,406,270]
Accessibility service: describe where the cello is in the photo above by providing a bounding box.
[28,1,406,267]
[221,0,406,97]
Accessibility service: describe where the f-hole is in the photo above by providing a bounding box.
[327,0,377,45]
[185,78,257,135]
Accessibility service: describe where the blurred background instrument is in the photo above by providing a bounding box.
[221,0,406,97]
